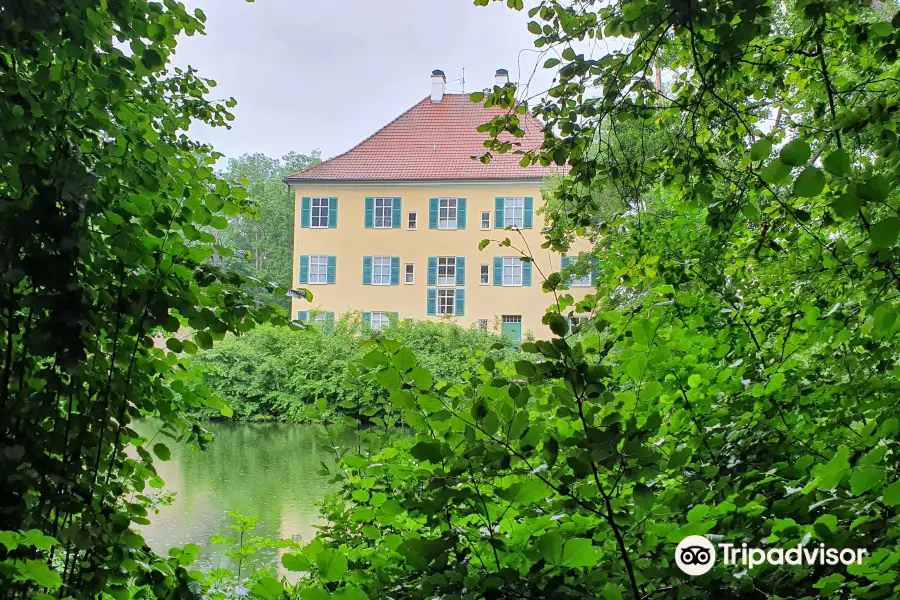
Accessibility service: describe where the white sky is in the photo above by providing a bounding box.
[173,0,560,162]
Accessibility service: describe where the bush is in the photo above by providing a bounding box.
[191,315,514,422]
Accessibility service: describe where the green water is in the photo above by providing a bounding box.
[138,421,353,570]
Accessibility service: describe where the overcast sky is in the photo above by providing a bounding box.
[172,0,559,163]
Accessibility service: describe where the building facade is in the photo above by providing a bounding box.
[285,70,592,341]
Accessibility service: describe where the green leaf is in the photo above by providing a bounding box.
[850,467,884,496]
[873,306,897,334]
[750,138,773,161]
[780,139,811,166]
[870,217,900,248]
[528,21,542,34]
[602,583,623,600]
[544,58,560,68]
[633,483,654,509]
[13,560,62,589]
[823,149,851,175]
[410,441,443,463]
[537,532,563,564]
[152,443,171,461]
[813,447,850,490]
[882,480,900,506]
[333,586,368,600]
[250,576,283,599]
[832,191,862,219]
[686,504,709,523]
[195,331,213,350]
[300,589,331,600]
[760,160,792,184]
[0,531,19,551]
[470,92,485,103]
[793,166,825,197]
[317,548,349,582]
[561,538,599,567]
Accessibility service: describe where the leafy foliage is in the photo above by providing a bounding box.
[192,319,517,423]
[0,1,292,597]
[214,152,321,310]
[278,1,900,599]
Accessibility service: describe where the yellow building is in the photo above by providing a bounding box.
[285,69,592,341]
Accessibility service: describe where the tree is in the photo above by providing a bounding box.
[216,151,321,310]
[283,1,900,599]
[0,1,293,597]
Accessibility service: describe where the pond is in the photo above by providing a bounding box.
[137,421,355,571]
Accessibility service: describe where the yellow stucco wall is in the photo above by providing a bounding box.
[289,181,592,339]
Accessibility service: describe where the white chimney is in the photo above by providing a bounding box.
[495,68,509,87]
[431,69,446,103]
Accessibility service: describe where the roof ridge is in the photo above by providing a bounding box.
[286,96,431,180]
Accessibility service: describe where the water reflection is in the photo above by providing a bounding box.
[137,421,357,570]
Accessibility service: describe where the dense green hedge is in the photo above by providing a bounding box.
[191,316,515,422]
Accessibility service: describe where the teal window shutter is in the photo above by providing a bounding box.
[524,197,534,229]
[327,256,336,284]
[326,312,335,332]
[296,311,308,322]
[299,255,309,284]
[456,257,465,286]
[301,197,311,228]
[457,198,467,229]
[493,257,503,286]
[523,259,533,286]
[561,256,571,269]
[392,198,401,229]
[364,197,374,228]
[328,197,338,228]
[495,197,504,229]
[361,312,371,330]
[455,289,465,316]
[390,256,400,285]
[426,289,436,316]
[362,256,372,285]
[429,198,438,229]
[427,257,437,286]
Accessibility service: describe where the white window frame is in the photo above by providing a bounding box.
[407,212,417,230]
[374,198,393,228]
[480,264,489,285]
[309,255,329,285]
[311,197,329,228]
[438,198,458,230]
[504,197,524,229]
[404,263,414,284]
[370,312,391,331]
[480,211,491,230]
[372,256,392,286]
[313,312,328,325]
[570,272,592,287]
[477,319,489,332]
[436,289,455,316]
[502,257,523,286]
[437,257,456,286]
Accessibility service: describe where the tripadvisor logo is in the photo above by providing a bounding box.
[675,535,868,576]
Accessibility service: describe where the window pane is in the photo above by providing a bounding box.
[481,211,490,229]
[371,312,389,331]
[405,263,414,283]
[375,198,392,228]
[504,198,524,228]
[502,257,522,285]
[408,212,417,229]
[480,264,489,284]
[373,257,391,285]
[437,257,456,286]
[438,198,457,229]
[310,255,328,284]
[437,289,455,315]
[311,197,329,227]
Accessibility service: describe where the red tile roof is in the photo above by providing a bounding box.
[285,94,560,182]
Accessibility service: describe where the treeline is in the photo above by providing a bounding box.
[191,318,517,423]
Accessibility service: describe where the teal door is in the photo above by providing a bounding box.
[502,318,522,342]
